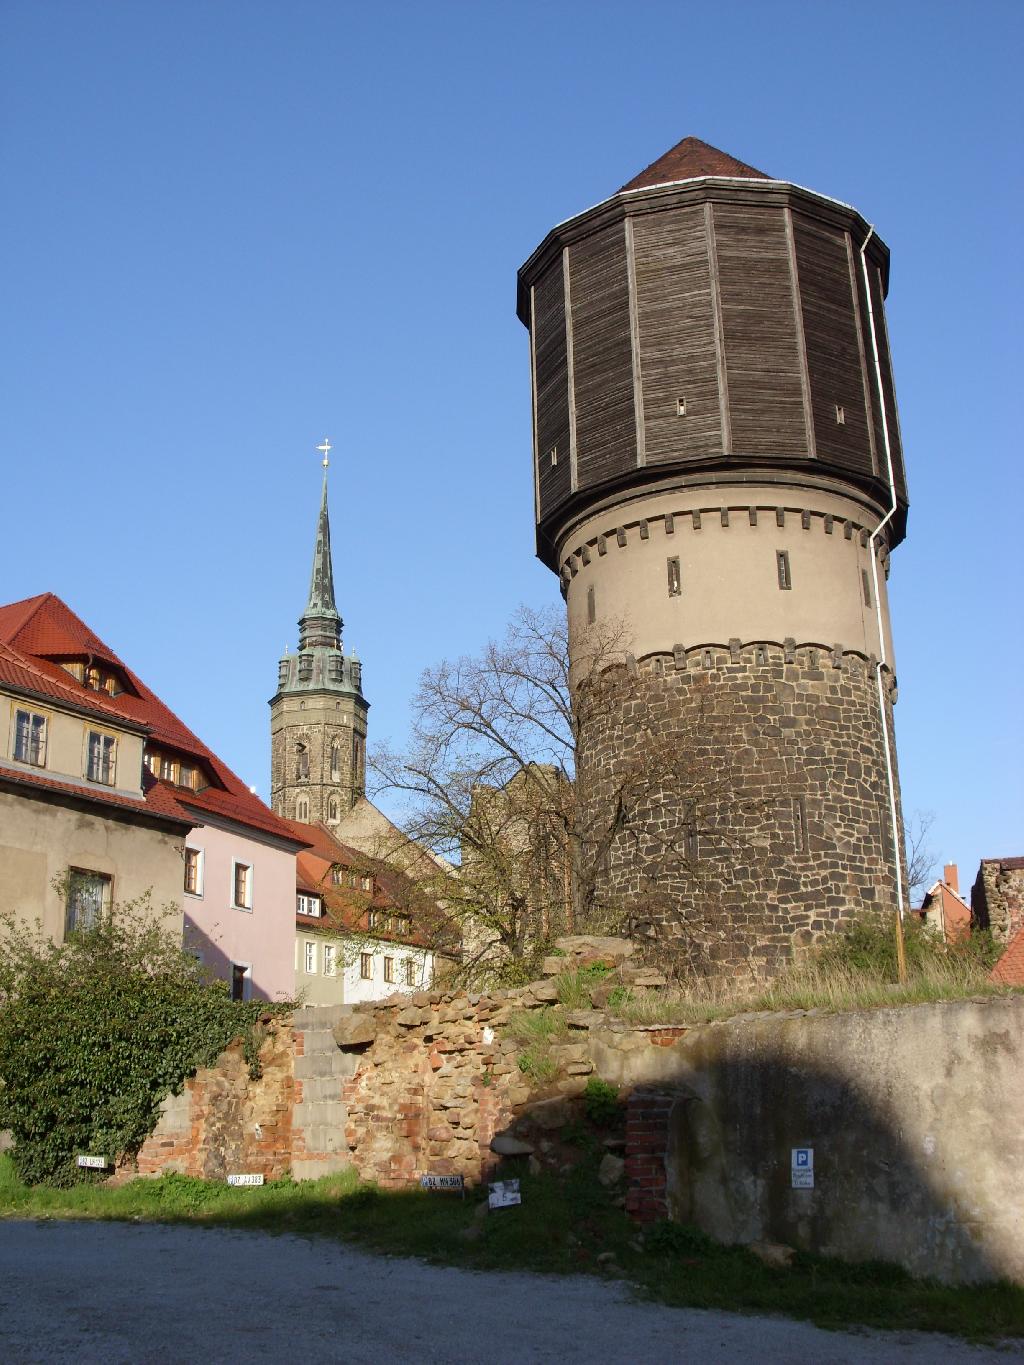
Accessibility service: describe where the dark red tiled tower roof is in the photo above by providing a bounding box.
[620,136,770,193]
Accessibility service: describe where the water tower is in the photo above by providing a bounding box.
[517,136,908,977]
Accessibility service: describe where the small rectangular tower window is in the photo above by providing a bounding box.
[835,404,846,425]
[548,446,558,467]
[586,585,596,624]
[667,557,682,598]
[777,551,792,591]
[676,397,687,416]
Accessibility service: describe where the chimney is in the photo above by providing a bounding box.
[944,863,959,893]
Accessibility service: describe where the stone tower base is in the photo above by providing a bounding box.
[575,642,906,981]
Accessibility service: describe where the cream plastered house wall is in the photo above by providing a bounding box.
[294,932,434,1005]
[0,691,184,942]
[182,816,297,1002]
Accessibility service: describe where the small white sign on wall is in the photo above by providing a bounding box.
[488,1178,522,1210]
[227,1173,265,1187]
[791,1148,814,1189]
[76,1154,108,1170]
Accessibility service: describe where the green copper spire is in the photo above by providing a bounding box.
[298,451,342,651]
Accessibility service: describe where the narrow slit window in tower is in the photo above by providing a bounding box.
[667,557,682,597]
[549,446,558,467]
[862,569,872,607]
[676,397,687,416]
[793,796,807,853]
[586,585,596,624]
[777,551,792,591]
[835,404,846,425]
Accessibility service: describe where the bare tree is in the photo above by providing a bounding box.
[905,809,938,906]
[368,607,747,984]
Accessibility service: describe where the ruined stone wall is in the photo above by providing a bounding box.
[972,859,1024,944]
[576,644,907,979]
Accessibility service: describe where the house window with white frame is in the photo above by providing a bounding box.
[86,730,116,785]
[184,847,203,896]
[13,709,47,766]
[297,893,322,917]
[304,940,317,974]
[232,860,253,911]
[323,944,336,976]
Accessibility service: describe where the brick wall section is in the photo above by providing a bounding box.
[624,1087,678,1223]
[576,646,907,981]
[131,1024,295,1181]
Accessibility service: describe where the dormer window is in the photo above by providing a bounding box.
[297,893,322,917]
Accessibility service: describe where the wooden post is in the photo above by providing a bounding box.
[895,907,908,984]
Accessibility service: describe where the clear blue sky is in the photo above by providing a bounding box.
[2,1,1021,893]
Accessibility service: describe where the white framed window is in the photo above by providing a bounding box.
[304,940,317,974]
[86,730,117,785]
[65,868,112,936]
[230,962,252,1002]
[13,709,47,767]
[296,893,322,917]
[184,846,204,897]
[232,860,253,911]
[323,944,336,976]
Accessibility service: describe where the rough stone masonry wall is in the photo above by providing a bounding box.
[126,977,1024,1285]
[575,644,907,980]
[972,860,1024,944]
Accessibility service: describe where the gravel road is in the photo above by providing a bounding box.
[0,1220,1016,1364]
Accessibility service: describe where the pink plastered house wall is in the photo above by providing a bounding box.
[182,819,297,1002]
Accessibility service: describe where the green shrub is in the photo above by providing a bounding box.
[582,1076,620,1127]
[556,963,611,1010]
[819,912,1001,979]
[0,895,288,1187]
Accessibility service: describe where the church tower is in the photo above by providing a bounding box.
[517,137,909,979]
[270,444,368,826]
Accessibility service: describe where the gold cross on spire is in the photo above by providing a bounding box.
[316,437,332,469]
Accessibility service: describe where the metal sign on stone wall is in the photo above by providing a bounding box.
[420,1174,465,1193]
[791,1148,814,1189]
[227,1173,265,1187]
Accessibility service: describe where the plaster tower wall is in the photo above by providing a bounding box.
[518,138,910,978]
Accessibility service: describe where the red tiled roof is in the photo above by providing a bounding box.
[285,819,445,950]
[990,926,1024,987]
[0,640,141,726]
[0,592,300,846]
[620,136,770,193]
[0,762,191,828]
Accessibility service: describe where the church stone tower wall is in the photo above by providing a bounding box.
[518,138,910,978]
[270,465,368,826]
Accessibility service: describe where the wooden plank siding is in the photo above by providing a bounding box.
[533,257,572,520]
[870,262,909,504]
[632,205,723,464]
[712,203,807,456]
[793,212,874,476]
[568,222,636,489]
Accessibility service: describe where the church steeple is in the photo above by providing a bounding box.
[299,468,342,651]
[269,439,369,825]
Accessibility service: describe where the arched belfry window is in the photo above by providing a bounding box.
[296,797,309,822]
[328,796,338,822]
[295,742,309,781]
[330,741,341,782]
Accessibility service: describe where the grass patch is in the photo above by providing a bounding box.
[555,964,610,1011]
[609,915,1020,1029]
[1,1153,1021,1343]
